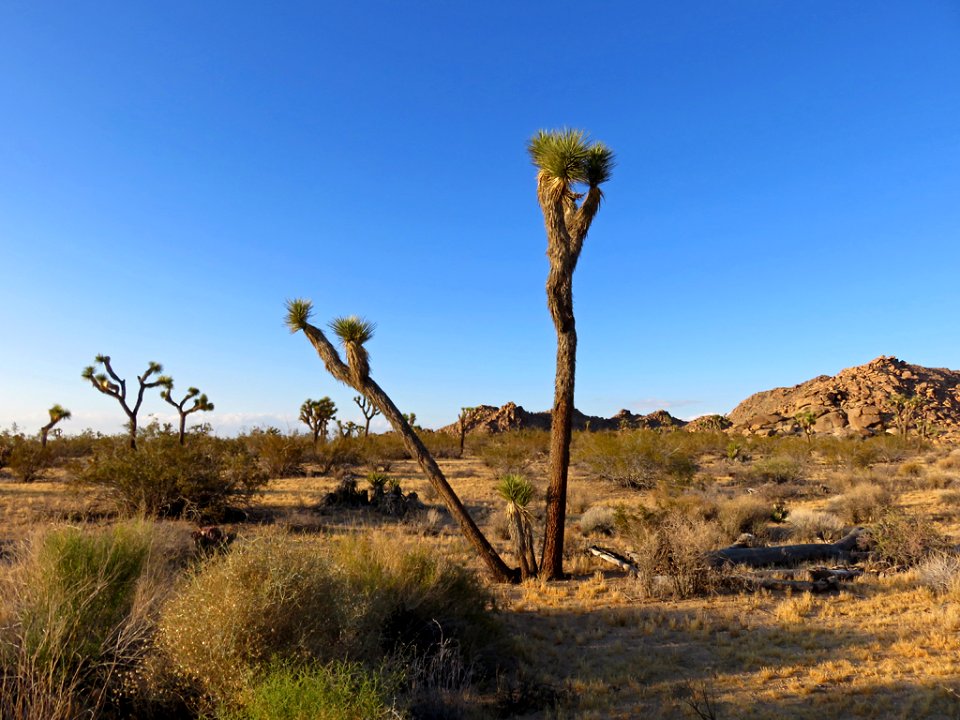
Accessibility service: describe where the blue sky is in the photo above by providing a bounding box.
[1,1,958,436]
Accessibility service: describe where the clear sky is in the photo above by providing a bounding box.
[1,2,958,437]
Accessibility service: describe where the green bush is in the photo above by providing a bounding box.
[740,455,805,484]
[575,430,697,489]
[75,434,267,519]
[244,428,306,478]
[0,522,164,719]
[7,437,50,482]
[220,660,401,720]
[478,430,549,476]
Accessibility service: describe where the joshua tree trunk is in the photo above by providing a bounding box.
[541,257,577,579]
[295,318,517,583]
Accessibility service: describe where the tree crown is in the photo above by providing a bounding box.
[528,128,615,187]
[329,315,375,346]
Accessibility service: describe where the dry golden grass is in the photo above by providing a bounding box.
[4,442,960,717]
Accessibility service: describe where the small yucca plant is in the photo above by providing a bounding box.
[496,474,538,579]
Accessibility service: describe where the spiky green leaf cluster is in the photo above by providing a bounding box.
[48,404,71,422]
[497,474,534,508]
[527,128,615,187]
[329,316,376,346]
[285,298,314,333]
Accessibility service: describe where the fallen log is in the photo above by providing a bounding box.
[587,545,637,574]
[745,566,863,582]
[736,575,839,593]
[708,528,864,568]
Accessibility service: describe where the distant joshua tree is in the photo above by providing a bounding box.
[794,410,817,443]
[286,300,515,583]
[300,397,337,446]
[82,356,166,449]
[158,378,214,445]
[457,406,475,458]
[886,393,924,437]
[353,395,381,437]
[529,128,614,579]
[40,404,71,448]
[336,420,361,438]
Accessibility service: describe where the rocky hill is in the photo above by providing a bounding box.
[728,356,960,437]
[439,403,686,435]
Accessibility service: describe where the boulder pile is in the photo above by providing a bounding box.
[440,402,687,435]
[728,356,960,437]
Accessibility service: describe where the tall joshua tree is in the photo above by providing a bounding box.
[158,379,214,445]
[287,300,516,582]
[82,356,166,449]
[300,397,337,446]
[457,406,475,458]
[529,128,614,579]
[353,394,381,437]
[40,404,71,448]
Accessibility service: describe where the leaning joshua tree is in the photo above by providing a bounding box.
[40,404,71,448]
[82,356,166,449]
[158,378,214,445]
[300,397,337,446]
[353,394,381,438]
[529,128,614,579]
[287,301,516,582]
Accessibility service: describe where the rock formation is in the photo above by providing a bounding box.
[440,402,687,435]
[728,356,960,437]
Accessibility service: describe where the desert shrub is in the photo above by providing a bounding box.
[361,432,409,471]
[479,431,549,476]
[220,660,401,720]
[740,455,805,485]
[579,505,617,536]
[311,436,364,475]
[937,450,960,472]
[421,430,461,459]
[717,496,774,541]
[897,460,924,478]
[626,511,724,599]
[828,482,892,524]
[0,522,167,720]
[575,430,697,490]
[671,430,730,458]
[872,434,925,463]
[47,430,102,462]
[788,508,845,542]
[158,534,347,703]
[651,488,718,523]
[6,437,50,482]
[245,428,306,478]
[75,434,267,519]
[819,437,882,469]
[914,553,960,595]
[867,511,949,567]
[156,531,500,711]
